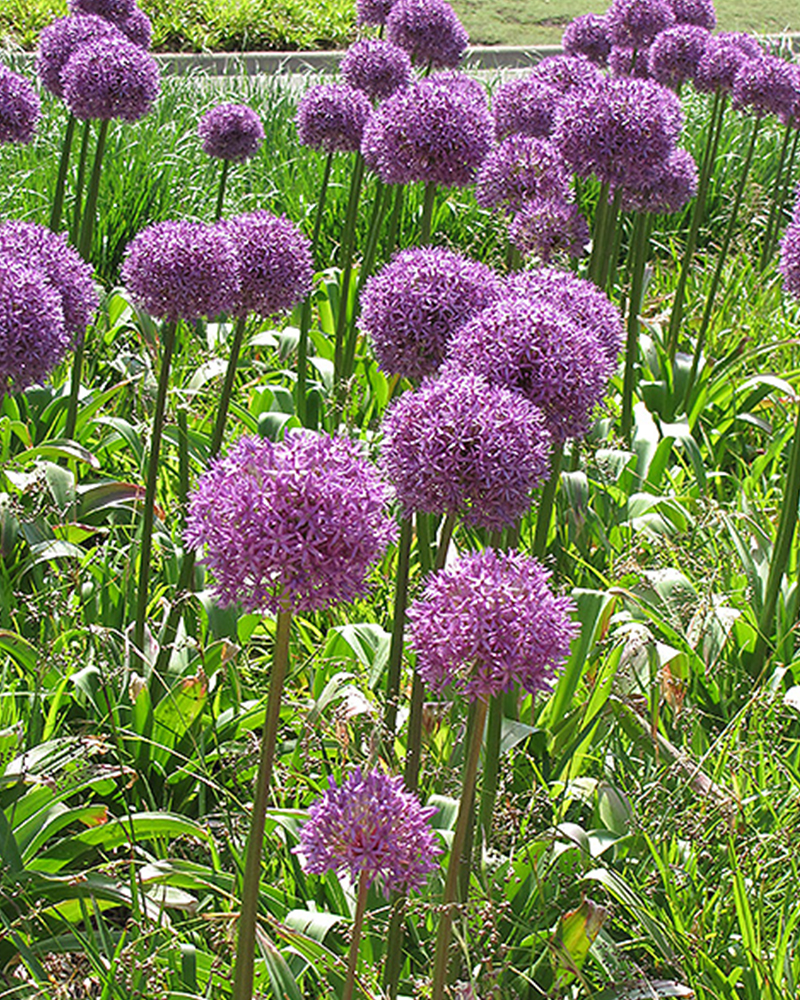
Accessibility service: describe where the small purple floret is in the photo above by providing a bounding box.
[295,768,440,895]
[296,82,372,154]
[476,136,570,213]
[340,39,413,102]
[198,103,264,161]
[606,0,676,49]
[185,432,396,614]
[385,0,468,70]
[0,67,40,145]
[562,14,611,66]
[407,547,577,701]
[62,36,159,121]
[36,14,122,99]
[492,77,559,140]
[508,198,590,263]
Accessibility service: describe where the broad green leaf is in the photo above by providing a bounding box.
[0,630,37,673]
[552,896,608,980]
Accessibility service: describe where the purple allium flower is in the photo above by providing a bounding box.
[361,75,493,187]
[669,0,716,29]
[198,103,264,162]
[447,297,615,441]
[619,146,698,213]
[359,246,503,380]
[185,432,396,614]
[529,54,604,95]
[648,24,710,89]
[407,547,577,700]
[505,266,624,368]
[69,0,134,17]
[296,82,372,154]
[779,199,800,299]
[385,0,468,70]
[733,54,798,120]
[608,45,651,78]
[62,36,159,121]
[717,32,763,59]
[693,35,750,94]
[122,220,240,322]
[0,67,40,145]
[115,6,152,48]
[295,768,440,895]
[340,39,413,103]
[36,14,122,99]
[606,0,676,49]
[381,372,551,530]
[491,78,559,140]
[0,221,98,341]
[553,76,683,189]
[356,0,396,26]
[475,136,570,214]
[508,198,590,263]
[219,211,312,318]
[0,258,69,396]
[562,13,611,66]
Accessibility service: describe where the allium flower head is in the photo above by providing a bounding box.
[115,7,152,48]
[198,103,264,161]
[62,36,159,121]
[693,35,750,94]
[779,199,800,300]
[491,77,559,140]
[447,297,615,441]
[608,45,651,79]
[553,76,683,189]
[361,75,493,187]
[295,769,440,895]
[717,32,763,59]
[359,246,503,380]
[0,221,98,341]
[529,54,604,95]
[669,0,716,29]
[296,82,372,154]
[219,211,312,319]
[506,266,624,369]
[476,136,570,213]
[733,54,797,120]
[407,547,577,700]
[386,0,468,70]
[606,0,675,49]
[185,432,396,614]
[357,0,396,26]
[619,146,698,213]
[0,67,40,145]
[647,24,710,89]
[340,39,413,103]
[0,258,69,396]
[36,14,122,98]
[380,372,551,531]
[562,13,611,66]
[508,198,590,263]
[122,220,240,322]
[69,0,134,17]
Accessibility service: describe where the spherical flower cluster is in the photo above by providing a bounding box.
[359,246,503,380]
[562,13,611,66]
[380,373,551,531]
[385,0,468,70]
[447,297,614,441]
[122,220,240,322]
[69,0,134,17]
[779,202,800,300]
[37,14,121,98]
[608,46,651,79]
[407,547,577,700]
[0,221,98,341]
[476,136,570,214]
[198,103,264,161]
[296,82,372,154]
[732,54,798,120]
[61,36,159,121]
[693,35,750,94]
[619,146,698,214]
[508,198,590,263]
[491,78,559,140]
[529,54,604,94]
[361,75,493,187]
[553,76,683,189]
[219,211,312,318]
[356,0,396,26]
[340,39,413,103]
[295,769,440,895]
[718,32,763,59]
[0,67,40,145]
[606,0,675,49]
[647,24,710,89]
[116,7,152,48]
[185,432,396,614]
[506,267,624,369]
[670,0,715,29]
[0,259,69,396]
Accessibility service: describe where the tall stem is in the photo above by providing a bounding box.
[214,159,230,222]
[232,608,293,1000]
[132,319,178,667]
[383,517,413,742]
[431,697,489,1000]
[766,125,800,267]
[49,113,76,233]
[760,119,793,271]
[621,212,654,443]
[333,153,366,393]
[479,695,502,842]
[588,181,610,286]
[597,188,623,292]
[532,443,564,560]
[210,315,248,456]
[70,119,92,244]
[419,180,437,246]
[384,185,405,257]
[382,894,406,1000]
[342,871,370,1000]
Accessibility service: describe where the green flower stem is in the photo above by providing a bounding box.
[382,894,406,1000]
[457,700,479,903]
[688,112,764,395]
[621,211,654,444]
[132,318,178,667]
[70,118,92,244]
[596,188,623,292]
[766,124,800,268]
[532,442,564,560]
[760,119,794,271]
[333,152,366,392]
[588,180,610,286]
[49,112,76,233]
[385,184,405,257]
[431,696,489,1000]
[419,180,437,246]
[383,517,413,742]
[341,871,370,1000]
[210,314,248,456]
[214,159,230,222]
[65,118,109,443]
[667,89,726,360]
[478,695,502,842]
[751,402,800,677]
[232,607,293,1000]
[177,406,190,513]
